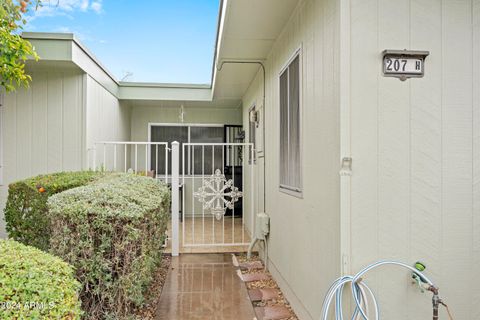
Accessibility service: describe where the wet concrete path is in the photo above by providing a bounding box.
[156,253,256,320]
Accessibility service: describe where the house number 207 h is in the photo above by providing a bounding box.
[383,56,423,76]
[382,50,429,80]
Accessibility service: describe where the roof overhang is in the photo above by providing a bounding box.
[23,32,213,102]
[211,0,299,102]
[118,82,211,101]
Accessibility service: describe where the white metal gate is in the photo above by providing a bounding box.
[180,143,254,248]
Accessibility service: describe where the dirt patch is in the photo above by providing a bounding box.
[134,254,171,320]
[237,252,260,263]
[236,254,299,320]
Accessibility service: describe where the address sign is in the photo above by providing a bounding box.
[382,50,430,81]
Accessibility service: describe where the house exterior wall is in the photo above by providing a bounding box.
[0,69,85,238]
[242,0,341,319]
[85,75,131,169]
[347,0,480,319]
[130,104,242,142]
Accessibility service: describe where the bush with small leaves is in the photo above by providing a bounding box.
[4,171,105,251]
[47,173,170,319]
[0,239,81,320]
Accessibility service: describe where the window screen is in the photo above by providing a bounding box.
[279,54,301,192]
[150,126,188,174]
[150,125,224,175]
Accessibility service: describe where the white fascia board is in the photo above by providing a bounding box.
[210,0,229,100]
[27,37,72,62]
[118,84,212,101]
[24,32,119,96]
[71,40,119,96]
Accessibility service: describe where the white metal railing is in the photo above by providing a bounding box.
[171,142,180,256]
[90,141,255,255]
[90,141,170,183]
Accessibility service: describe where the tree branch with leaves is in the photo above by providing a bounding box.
[0,0,40,92]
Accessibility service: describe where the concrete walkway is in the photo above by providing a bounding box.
[156,254,256,320]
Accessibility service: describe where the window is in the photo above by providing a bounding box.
[190,126,223,174]
[225,126,243,166]
[279,52,301,193]
[149,124,224,175]
[150,126,188,174]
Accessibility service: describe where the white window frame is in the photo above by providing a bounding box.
[278,46,303,197]
[248,104,257,164]
[148,123,225,176]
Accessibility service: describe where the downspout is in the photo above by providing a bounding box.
[217,60,267,214]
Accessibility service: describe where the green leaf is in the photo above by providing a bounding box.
[0,0,40,92]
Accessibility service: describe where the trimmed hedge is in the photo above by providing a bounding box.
[4,171,104,251]
[0,240,82,320]
[47,173,170,319]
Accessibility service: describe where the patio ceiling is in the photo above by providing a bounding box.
[212,0,300,102]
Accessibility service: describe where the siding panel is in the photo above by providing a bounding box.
[86,75,131,170]
[441,1,473,318]
[31,72,48,176]
[377,1,411,317]
[47,72,64,172]
[63,72,82,171]
[16,87,32,179]
[473,1,480,317]
[350,0,379,272]
[409,0,443,317]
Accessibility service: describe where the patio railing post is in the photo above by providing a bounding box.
[171,141,180,256]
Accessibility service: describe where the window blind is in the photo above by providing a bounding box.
[279,54,301,192]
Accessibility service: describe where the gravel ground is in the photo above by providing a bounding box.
[236,253,299,320]
[134,254,172,320]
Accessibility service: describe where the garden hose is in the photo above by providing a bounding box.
[412,261,428,292]
[320,260,454,320]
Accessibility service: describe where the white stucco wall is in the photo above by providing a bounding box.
[242,0,341,319]
[347,0,480,319]
[0,69,85,238]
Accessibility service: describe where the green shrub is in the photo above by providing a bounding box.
[0,239,82,320]
[47,174,170,319]
[4,171,104,251]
